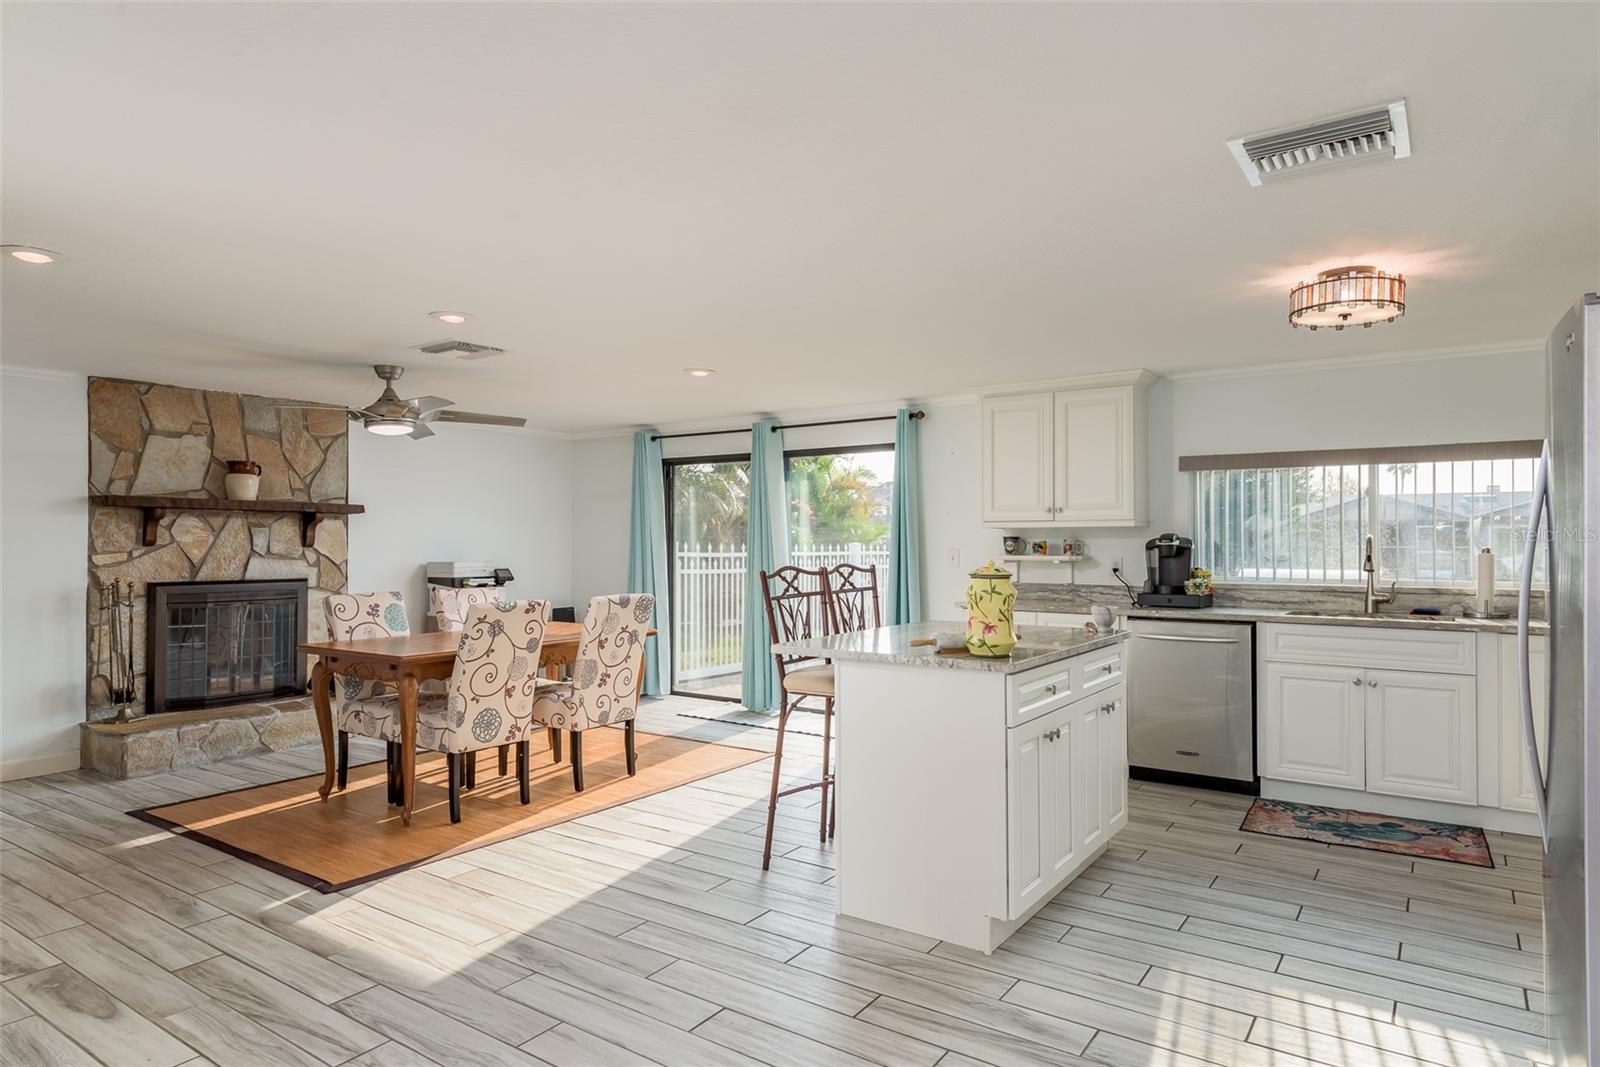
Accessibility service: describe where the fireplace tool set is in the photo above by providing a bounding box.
[91,578,139,721]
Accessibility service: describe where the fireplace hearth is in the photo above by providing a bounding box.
[146,580,308,713]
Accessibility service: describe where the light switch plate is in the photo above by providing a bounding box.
[947,548,961,568]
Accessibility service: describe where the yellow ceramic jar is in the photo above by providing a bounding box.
[965,560,1018,657]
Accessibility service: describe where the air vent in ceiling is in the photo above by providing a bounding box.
[1227,100,1409,188]
[414,338,507,361]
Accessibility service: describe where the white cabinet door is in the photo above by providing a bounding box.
[1364,669,1478,805]
[982,395,1055,524]
[1102,690,1128,835]
[1054,387,1140,525]
[1076,700,1105,855]
[1499,634,1549,812]
[1006,705,1074,918]
[1259,661,1365,789]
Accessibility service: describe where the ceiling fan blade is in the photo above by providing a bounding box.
[401,395,453,416]
[273,403,362,414]
[407,420,436,440]
[432,410,528,428]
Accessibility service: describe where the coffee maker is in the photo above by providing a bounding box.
[1135,532,1213,608]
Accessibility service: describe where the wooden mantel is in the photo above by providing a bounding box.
[90,495,365,548]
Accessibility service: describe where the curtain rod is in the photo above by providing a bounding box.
[651,409,924,442]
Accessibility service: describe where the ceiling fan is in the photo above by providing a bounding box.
[285,364,527,439]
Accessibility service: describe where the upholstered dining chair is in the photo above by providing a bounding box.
[429,585,498,633]
[759,565,835,869]
[430,584,513,778]
[529,594,653,793]
[407,598,551,822]
[321,591,413,803]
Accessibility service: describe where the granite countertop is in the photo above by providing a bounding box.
[773,621,1127,674]
[1015,582,1547,635]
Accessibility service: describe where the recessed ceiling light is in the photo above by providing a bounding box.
[684,368,717,378]
[2,245,63,265]
[430,311,474,325]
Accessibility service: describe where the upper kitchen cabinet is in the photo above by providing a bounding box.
[980,371,1154,527]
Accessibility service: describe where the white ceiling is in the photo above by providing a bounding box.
[3,3,1596,434]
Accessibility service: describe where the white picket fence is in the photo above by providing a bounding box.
[671,541,890,682]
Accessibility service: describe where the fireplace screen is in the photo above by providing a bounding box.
[147,580,308,712]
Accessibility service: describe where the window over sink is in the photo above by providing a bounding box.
[1184,441,1546,587]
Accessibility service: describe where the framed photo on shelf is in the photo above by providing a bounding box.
[1028,540,1048,556]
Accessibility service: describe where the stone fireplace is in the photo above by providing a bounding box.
[82,377,355,776]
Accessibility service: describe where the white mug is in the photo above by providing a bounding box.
[1090,605,1116,631]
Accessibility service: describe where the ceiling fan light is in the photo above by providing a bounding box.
[366,418,413,436]
[430,311,474,325]
[3,245,63,264]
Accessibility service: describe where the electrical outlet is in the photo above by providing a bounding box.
[1111,556,1124,574]
[947,548,961,568]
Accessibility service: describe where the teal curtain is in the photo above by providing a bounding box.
[627,430,671,697]
[741,419,790,711]
[887,407,924,625]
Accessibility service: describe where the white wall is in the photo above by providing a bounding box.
[347,427,576,628]
[1,370,88,779]
[571,434,634,608]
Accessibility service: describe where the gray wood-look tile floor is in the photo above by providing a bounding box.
[0,695,1550,1067]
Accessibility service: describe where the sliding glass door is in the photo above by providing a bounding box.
[663,444,896,704]
[664,457,750,701]
[786,446,895,622]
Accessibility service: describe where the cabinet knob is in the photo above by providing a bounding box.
[1352,678,1362,686]
[1101,702,1116,713]
[1102,664,1116,675]
[1043,683,1057,695]
[1368,679,1378,687]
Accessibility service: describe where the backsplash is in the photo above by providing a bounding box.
[1017,581,1545,619]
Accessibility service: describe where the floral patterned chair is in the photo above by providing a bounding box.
[429,585,511,774]
[321,591,413,801]
[412,598,551,822]
[429,586,499,633]
[530,594,653,793]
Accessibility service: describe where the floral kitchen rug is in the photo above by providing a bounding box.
[1240,797,1494,867]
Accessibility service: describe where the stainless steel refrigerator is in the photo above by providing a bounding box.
[1521,293,1600,1066]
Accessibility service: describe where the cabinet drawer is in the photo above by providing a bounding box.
[1259,623,1474,675]
[1008,662,1076,727]
[1074,646,1124,695]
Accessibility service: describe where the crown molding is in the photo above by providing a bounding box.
[1163,338,1543,383]
[0,364,85,383]
[976,368,1158,397]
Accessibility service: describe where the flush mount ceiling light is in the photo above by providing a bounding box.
[1289,265,1406,331]
[2,245,64,264]
[684,368,717,378]
[365,418,415,436]
[429,311,474,325]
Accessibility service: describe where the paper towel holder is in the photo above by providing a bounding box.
[1463,546,1511,619]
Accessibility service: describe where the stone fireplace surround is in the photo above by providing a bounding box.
[83,377,351,777]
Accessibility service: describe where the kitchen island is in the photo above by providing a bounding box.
[774,621,1130,952]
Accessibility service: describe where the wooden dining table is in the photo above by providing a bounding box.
[299,621,643,825]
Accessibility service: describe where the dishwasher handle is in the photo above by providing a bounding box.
[1132,633,1240,645]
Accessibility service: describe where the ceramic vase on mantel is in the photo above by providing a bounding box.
[965,560,1018,657]
[224,459,261,501]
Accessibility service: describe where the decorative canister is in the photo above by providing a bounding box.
[965,560,1018,657]
[224,459,262,501]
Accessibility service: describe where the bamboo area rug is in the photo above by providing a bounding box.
[1241,797,1494,868]
[130,729,768,891]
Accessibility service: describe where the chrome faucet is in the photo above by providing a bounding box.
[1362,534,1395,614]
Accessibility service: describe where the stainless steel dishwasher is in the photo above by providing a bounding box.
[1125,617,1256,791]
